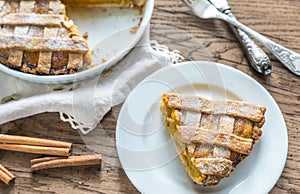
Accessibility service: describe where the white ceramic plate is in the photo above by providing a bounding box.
[116,61,288,194]
[0,0,154,84]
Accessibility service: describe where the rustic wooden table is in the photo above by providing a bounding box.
[0,0,299,193]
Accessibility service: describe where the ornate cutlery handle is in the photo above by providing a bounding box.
[217,12,300,76]
[225,10,271,75]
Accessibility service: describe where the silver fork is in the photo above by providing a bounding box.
[182,0,300,76]
[210,0,271,75]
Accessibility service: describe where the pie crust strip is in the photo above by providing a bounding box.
[191,158,233,177]
[163,93,266,122]
[7,1,35,68]
[178,126,253,155]
[37,27,59,74]
[0,35,89,53]
[68,53,83,70]
[0,13,65,26]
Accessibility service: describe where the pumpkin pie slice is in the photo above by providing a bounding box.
[0,0,146,75]
[160,93,266,186]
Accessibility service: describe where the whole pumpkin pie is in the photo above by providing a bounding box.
[160,93,266,186]
[0,0,146,75]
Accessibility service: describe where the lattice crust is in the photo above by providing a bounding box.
[0,0,91,75]
[160,93,266,186]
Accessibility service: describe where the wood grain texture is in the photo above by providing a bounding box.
[0,0,300,193]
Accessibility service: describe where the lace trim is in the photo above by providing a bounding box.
[151,40,184,64]
[59,41,184,134]
[59,112,95,134]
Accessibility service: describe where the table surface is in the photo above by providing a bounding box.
[1,0,300,193]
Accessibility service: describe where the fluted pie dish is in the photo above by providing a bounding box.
[0,0,154,84]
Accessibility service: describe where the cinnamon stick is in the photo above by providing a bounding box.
[0,134,71,148]
[0,164,15,185]
[30,156,67,165]
[0,144,70,156]
[0,134,72,156]
[30,155,96,165]
[31,155,102,171]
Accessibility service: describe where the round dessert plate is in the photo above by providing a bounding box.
[116,61,288,194]
[0,0,154,84]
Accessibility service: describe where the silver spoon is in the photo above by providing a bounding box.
[183,0,300,76]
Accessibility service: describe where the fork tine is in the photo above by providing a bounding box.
[182,0,192,4]
[182,0,216,19]
[182,0,196,6]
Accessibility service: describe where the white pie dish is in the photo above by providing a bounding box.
[0,0,154,84]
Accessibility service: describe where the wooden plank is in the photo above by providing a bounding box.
[0,0,299,193]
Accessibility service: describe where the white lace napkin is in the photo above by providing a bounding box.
[0,26,183,134]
